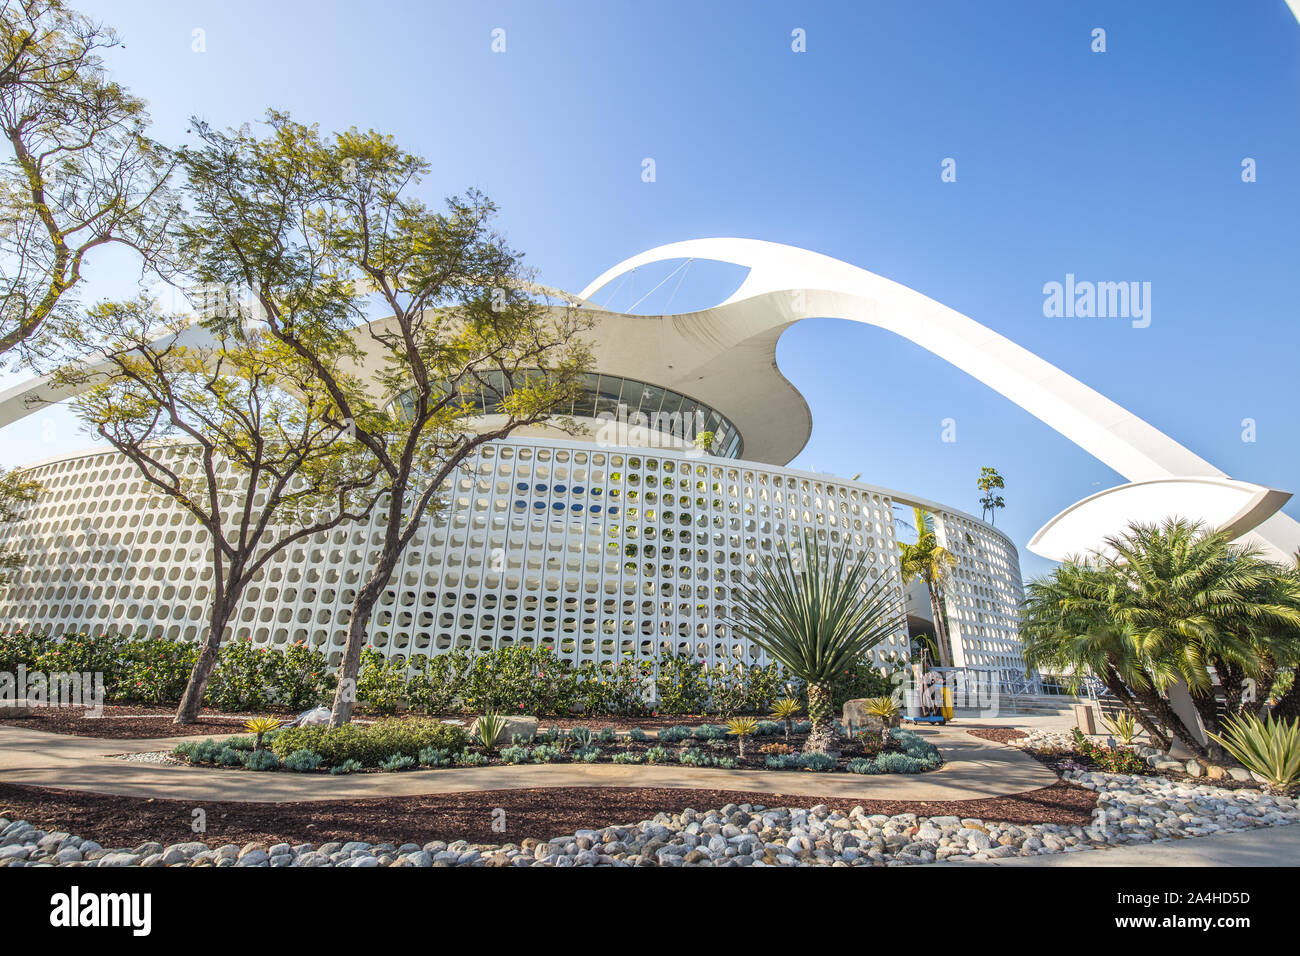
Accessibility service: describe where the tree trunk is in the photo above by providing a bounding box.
[174,603,234,724]
[1101,664,1168,749]
[927,585,952,668]
[329,572,388,727]
[1271,671,1300,720]
[805,682,837,753]
[1128,682,1210,759]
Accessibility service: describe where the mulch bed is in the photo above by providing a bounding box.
[0,780,1098,848]
[0,705,257,738]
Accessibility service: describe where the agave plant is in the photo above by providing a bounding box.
[1101,711,1138,746]
[769,697,801,739]
[243,716,281,752]
[475,711,508,752]
[1207,713,1300,794]
[725,716,759,758]
[732,533,904,753]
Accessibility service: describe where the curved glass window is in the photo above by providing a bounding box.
[394,371,744,458]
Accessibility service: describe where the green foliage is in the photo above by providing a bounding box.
[499,744,532,764]
[418,747,451,767]
[531,744,562,763]
[1208,713,1300,792]
[283,749,322,772]
[656,725,693,744]
[271,718,467,768]
[692,724,728,741]
[764,753,800,769]
[797,752,837,772]
[379,754,416,771]
[474,711,508,751]
[611,751,644,764]
[245,748,280,771]
[846,757,879,775]
[572,744,601,763]
[1101,711,1138,746]
[329,759,363,775]
[643,745,672,764]
[453,750,488,767]
[654,653,710,714]
[627,728,648,742]
[873,752,924,774]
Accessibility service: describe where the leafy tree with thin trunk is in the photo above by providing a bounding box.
[731,533,904,753]
[0,463,39,587]
[174,112,593,726]
[897,506,957,667]
[0,0,174,362]
[976,466,1005,525]
[54,298,382,723]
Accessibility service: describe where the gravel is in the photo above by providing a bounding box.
[0,769,1295,867]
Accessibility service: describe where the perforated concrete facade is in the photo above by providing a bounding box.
[0,436,1025,677]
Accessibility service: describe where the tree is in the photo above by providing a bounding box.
[731,533,904,753]
[897,506,958,667]
[1020,519,1300,760]
[0,0,174,361]
[0,463,40,587]
[55,297,383,723]
[175,113,593,726]
[1105,520,1300,753]
[976,466,1005,524]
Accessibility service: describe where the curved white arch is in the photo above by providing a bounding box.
[581,238,1300,561]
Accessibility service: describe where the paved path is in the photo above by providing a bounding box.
[0,723,1058,803]
[927,823,1300,867]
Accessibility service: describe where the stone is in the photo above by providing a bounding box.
[1228,768,1252,782]
[1185,759,1203,778]
[467,715,539,747]
[841,699,900,735]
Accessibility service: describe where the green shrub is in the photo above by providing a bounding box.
[271,718,468,767]
[874,752,925,774]
[627,728,648,742]
[572,744,601,763]
[798,752,837,772]
[246,749,280,771]
[460,646,580,715]
[692,724,727,741]
[216,746,247,767]
[644,745,672,764]
[356,646,411,714]
[500,744,532,764]
[847,757,879,774]
[656,725,693,743]
[765,753,800,770]
[116,637,198,703]
[418,747,452,767]
[678,748,710,766]
[531,744,562,763]
[611,751,644,764]
[405,649,472,714]
[379,754,416,771]
[654,653,709,714]
[269,642,335,709]
[453,750,488,767]
[574,658,652,715]
[329,759,363,775]
[283,749,323,772]
[204,639,277,711]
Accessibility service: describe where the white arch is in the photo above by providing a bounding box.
[581,238,1299,561]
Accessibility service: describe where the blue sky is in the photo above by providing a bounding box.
[4,0,1298,580]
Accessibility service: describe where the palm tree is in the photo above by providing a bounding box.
[1021,561,1176,750]
[1106,520,1300,748]
[897,507,958,667]
[731,533,904,753]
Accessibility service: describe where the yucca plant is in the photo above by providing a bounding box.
[725,716,759,758]
[864,696,900,742]
[769,698,801,739]
[244,716,281,752]
[1102,711,1138,746]
[732,534,905,753]
[475,711,508,752]
[1208,713,1300,794]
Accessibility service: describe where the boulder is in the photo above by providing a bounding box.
[468,715,538,747]
[289,706,330,727]
[841,699,900,735]
[1185,759,1203,778]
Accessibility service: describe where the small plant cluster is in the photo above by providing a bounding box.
[1070,728,1147,775]
[844,729,941,775]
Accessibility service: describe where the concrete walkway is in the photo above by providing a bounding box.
[928,823,1300,867]
[0,723,1058,803]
